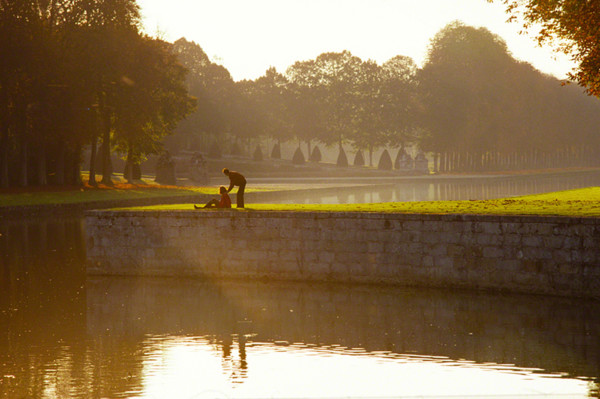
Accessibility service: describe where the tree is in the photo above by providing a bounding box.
[112,37,196,181]
[418,22,516,159]
[493,0,600,96]
[172,38,234,153]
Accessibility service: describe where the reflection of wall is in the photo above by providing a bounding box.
[86,210,600,297]
[86,277,600,382]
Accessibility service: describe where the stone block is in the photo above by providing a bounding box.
[446,244,465,257]
[367,242,384,253]
[563,236,583,250]
[481,222,501,235]
[438,231,462,244]
[522,235,543,247]
[522,247,553,260]
[482,246,504,259]
[402,220,423,231]
[434,257,453,269]
[422,220,444,232]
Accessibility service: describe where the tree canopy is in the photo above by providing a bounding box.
[0,0,194,188]
[493,0,600,96]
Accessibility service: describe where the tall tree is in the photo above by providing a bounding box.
[287,51,364,155]
[418,22,516,157]
[112,37,196,181]
[172,38,234,153]
[492,0,600,96]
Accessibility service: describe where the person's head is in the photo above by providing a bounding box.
[222,168,230,176]
[219,186,227,194]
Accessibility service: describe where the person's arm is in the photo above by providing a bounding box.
[227,180,234,192]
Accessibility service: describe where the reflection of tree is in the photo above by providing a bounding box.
[378,187,393,203]
[336,192,350,204]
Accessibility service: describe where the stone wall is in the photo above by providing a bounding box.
[85,210,600,297]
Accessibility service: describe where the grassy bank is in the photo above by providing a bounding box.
[129,187,600,217]
[0,177,280,208]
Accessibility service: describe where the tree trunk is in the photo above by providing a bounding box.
[71,146,82,186]
[99,100,112,185]
[89,136,97,186]
[124,143,133,182]
[0,121,8,188]
[55,144,65,185]
[16,104,27,187]
[37,145,47,185]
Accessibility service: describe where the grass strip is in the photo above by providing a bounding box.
[124,187,600,217]
[0,180,279,208]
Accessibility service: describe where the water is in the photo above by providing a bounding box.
[1,215,599,399]
[251,170,600,204]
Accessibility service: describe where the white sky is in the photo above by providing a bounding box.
[137,0,575,82]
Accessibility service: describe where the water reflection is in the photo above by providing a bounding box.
[84,277,600,398]
[1,216,600,398]
[253,170,600,204]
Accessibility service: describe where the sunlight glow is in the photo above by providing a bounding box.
[137,0,575,81]
[138,336,589,399]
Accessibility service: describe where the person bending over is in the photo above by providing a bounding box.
[195,186,231,209]
[222,168,246,208]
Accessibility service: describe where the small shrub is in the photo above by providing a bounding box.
[253,145,263,161]
[271,143,281,159]
[292,147,305,164]
[310,146,322,162]
[336,147,348,167]
[353,150,365,167]
[378,149,393,170]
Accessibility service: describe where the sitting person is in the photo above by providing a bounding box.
[195,186,231,209]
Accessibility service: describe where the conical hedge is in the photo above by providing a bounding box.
[292,147,305,164]
[378,149,393,170]
[309,146,322,162]
[353,150,365,167]
[336,147,348,167]
[253,145,263,161]
[271,143,281,159]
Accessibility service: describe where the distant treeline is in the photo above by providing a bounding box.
[3,3,600,189]
[172,21,600,172]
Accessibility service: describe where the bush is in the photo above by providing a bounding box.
[309,146,322,162]
[253,145,263,161]
[353,150,365,167]
[271,143,281,159]
[292,147,305,164]
[336,147,348,167]
[378,149,393,170]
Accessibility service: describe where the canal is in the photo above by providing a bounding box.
[1,172,600,398]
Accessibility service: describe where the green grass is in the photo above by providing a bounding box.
[0,181,275,207]
[126,187,600,217]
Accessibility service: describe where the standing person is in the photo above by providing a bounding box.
[195,186,231,209]
[223,168,246,208]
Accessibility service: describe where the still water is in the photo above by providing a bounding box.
[1,216,599,399]
[252,170,600,204]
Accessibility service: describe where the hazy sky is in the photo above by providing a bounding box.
[137,0,575,82]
